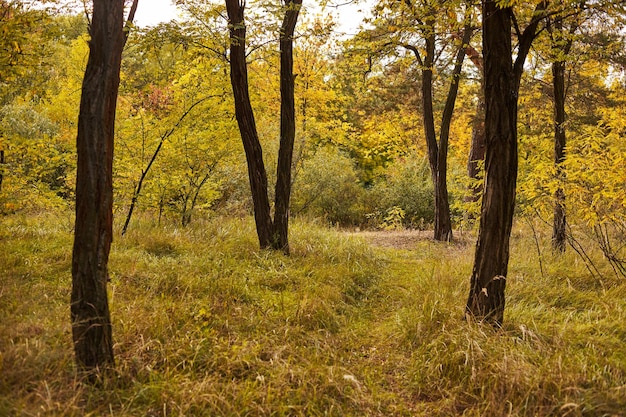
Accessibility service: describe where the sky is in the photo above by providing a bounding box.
[134,0,367,36]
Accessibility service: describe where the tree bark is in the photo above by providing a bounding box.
[71,0,126,377]
[419,33,454,242]
[226,0,273,249]
[272,0,301,254]
[466,1,517,326]
[550,17,574,254]
[0,150,4,192]
[414,19,469,242]
[552,57,567,253]
[467,92,485,203]
[466,0,547,326]
[461,37,485,205]
[435,25,472,242]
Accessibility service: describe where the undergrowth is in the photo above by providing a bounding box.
[1,212,625,416]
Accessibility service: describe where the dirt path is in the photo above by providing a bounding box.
[346,230,433,249]
[347,229,475,250]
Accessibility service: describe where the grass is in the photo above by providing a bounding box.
[1,212,625,416]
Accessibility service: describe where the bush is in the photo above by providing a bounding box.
[367,156,434,229]
[292,147,367,226]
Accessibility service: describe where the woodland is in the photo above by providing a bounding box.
[1,0,626,415]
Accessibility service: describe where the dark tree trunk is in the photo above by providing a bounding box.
[225,0,273,248]
[435,25,472,242]
[466,1,517,326]
[552,58,567,253]
[416,20,470,242]
[272,0,301,254]
[550,17,574,254]
[462,40,485,205]
[0,150,4,192]
[71,0,127,376]
[466,0,547,326]
[422,34,452,240]
[421,34,454,242]
[467,93,485,203]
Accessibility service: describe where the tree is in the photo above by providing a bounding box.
[546,1,625,253]
[352,0,475,241]
[465,1,547,325]
[71,0,137,377]
[273,0,301,252]
[548,13,575,253]
[225,0,301,253]
[225,0,274,249]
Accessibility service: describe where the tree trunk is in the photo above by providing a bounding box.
[466,1,518,326]
[272,0,301,254]
[552,58,567,253]
[435,25,472,242]
[226,0,273,248]
[465,0,547,326]
[71,0,126,377]
[420,34,453,242]
[550,16,573,254]
[467,93,485,203]
[462,40,485,205]
[0,150,4,192]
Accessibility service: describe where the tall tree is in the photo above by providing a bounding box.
[357,0,474,241]
[225,0,301,253]
[71,0,137,377]
[548,14,575,253]
[225,0,274,248]
[463,41,485,206]
[465,1,547,325]
[273,0,302,252]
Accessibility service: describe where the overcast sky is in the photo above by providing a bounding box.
[134,0,367,36]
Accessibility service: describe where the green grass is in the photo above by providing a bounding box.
[1,212,625,416]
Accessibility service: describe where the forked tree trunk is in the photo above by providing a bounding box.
[226,0,300,254]
[466,1,517,326]
[272,0,301,254]
[225,0,274,248]
[420,34,452,242]
[71,0,127,376]
[415,20,470,243]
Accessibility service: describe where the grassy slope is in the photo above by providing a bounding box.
[1,213,625,416]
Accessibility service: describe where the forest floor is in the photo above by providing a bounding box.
[2,212,626,416]
[348,229,475,249]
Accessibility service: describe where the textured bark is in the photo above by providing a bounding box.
[272,0,301,254]
[71,0,126,376]
[226,0,273,248]
[466,0,547,326]
[466,1,518,326]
